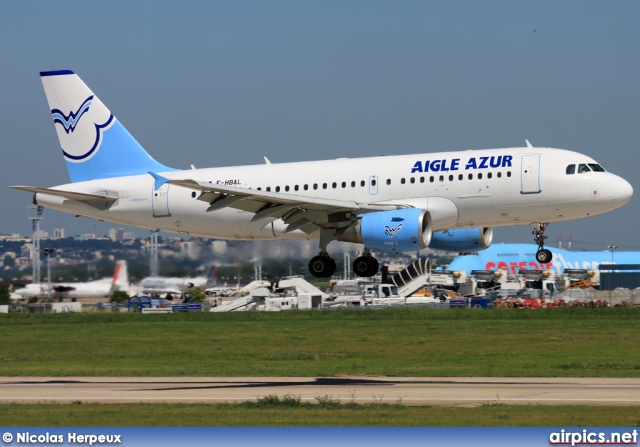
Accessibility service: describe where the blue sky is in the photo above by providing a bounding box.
[1,1,639,250]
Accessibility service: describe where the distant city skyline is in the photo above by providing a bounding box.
[2,1,639,252]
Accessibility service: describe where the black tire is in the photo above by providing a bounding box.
[353,256,379,277]
[353,257,370,277]
[309,256,328,278]
[536,249,553,263]
[325,257,337,277]
[309,255,336,278]
[365,257,379,277]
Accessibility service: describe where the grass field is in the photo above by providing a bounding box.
[2,308,639,426]
[1,308,639,377]
[1,401,640,427]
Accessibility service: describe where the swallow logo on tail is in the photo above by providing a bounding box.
[51,96,93,134]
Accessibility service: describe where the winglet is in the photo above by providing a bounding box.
[525,139,533,148]
[149,172,170,190]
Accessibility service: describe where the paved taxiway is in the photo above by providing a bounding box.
[2,377,639,406]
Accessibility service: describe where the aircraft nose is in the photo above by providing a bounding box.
[613,175,633,207]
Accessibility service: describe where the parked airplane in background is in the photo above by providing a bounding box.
[446,243,639,275]
[13,260,129,299]
[10,71,633,277]
[138,266,219,296]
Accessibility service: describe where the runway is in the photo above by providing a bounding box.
[2,377,639,406]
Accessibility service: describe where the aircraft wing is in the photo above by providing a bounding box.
[151,173,405,234]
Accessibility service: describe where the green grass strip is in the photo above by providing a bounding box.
[1,308,639,377]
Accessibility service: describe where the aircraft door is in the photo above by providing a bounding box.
[152,184,171,217]
[369,175,378,195]
[520,154,541,194]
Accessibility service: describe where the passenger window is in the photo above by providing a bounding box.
[341,181,346,188]
[420,176,425,183]
[478,173,482,180]
[351,181,356,187]
[458,174,463,180]
[386,179,391,185]
[468,173,473,180]
[439,175,444,182]
[497,172,502,178]
[507,171,511,177]
[360,180,365,187]
[487,172,492,179]
[578,164,591,173]
[401,178,406,184]
[323,183,328,189]
[304,184,308,190]
[276,186,281,192]
[266,187,271,192]
[294,185,299,191]
[313,184,318,190]
[410,177,415,184]
[332,182,337,188]
[566,165,576,175]
[430,176,434,183]
[448,175,453,181]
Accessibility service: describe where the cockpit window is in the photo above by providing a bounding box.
[566,164,576,175]
[578,164,591,173]
[588,163,605,172]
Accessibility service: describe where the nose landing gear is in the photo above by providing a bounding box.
[532,223,553,263]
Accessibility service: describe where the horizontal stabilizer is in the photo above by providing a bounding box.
[9,186,118,203]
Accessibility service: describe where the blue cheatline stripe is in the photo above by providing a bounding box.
[40,70,75,77]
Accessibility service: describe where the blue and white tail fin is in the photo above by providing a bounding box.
[40,70,175,183]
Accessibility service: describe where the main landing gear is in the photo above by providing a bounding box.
[352,249,379,277]
[308,249,380,278]
[309,251,336,278]
[532,222,553,263]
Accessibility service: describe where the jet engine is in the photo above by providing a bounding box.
[337,208,432,252]
[429,227,493,252]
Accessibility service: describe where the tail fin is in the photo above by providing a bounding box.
[40,70,175,182]
[111,260,129,291]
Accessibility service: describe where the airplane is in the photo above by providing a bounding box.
[13,260,129,299]
[138,266,219,296]
[446,243,640,275]
[10,70,633,278]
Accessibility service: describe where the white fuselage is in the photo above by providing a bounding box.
[34,147,632,241]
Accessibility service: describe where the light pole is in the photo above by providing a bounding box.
[607,245,617,264]
[44,248,55,301]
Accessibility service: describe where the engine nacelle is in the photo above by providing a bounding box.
[337,208,432,252]
[429,227,493,252]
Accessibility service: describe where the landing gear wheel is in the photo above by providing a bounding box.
[531,223,552,263]
[353,256,379,277]
[536,249,553,263]
[309,255,336,278]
